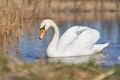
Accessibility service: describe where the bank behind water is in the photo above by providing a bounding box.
[23,0,120,22]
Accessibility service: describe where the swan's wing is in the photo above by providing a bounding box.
[66,28,100,54]
[57,26,90,51]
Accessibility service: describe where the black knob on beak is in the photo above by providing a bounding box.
[39,37,41,40]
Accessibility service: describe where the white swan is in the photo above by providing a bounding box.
[39,19,110,57]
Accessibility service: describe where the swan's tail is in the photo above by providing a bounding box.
[90,42,110,54]
[103,42,110,48]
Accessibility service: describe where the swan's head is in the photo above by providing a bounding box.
[39,19,55,40]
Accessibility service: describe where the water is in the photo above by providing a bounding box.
[2,12,120,67]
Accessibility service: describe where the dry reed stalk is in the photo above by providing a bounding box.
[0,0,31,49]
[93,68,115,80]
[81,64,102,74]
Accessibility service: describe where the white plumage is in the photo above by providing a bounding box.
[40,19,110,57]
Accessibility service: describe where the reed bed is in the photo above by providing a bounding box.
[0,0,40,51]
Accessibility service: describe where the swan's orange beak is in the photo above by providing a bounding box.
[39,28,45,40]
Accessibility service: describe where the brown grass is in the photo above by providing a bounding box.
[0,56,120,80]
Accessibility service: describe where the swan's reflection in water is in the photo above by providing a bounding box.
[47,52,119,68]
[47,52,105,65]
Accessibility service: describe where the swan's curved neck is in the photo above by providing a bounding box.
[47,22,59,56]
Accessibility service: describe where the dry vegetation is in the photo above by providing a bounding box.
[0,0,41,52]
[0,55,120,80]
